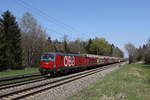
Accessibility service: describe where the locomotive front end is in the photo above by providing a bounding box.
[39,53,56,74]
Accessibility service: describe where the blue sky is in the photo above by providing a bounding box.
[0,0,150,56]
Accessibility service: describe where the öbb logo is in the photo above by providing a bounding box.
[64,56,75,66]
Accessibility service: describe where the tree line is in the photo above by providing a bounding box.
[0,10,124,71]
[125,39,150,64]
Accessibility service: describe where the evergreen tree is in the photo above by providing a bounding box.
[110,44,114,56]
[48,37,52,43]
[62,35,70,53]
[86,38,92,53]
[64,40,70,53]
[0,10,22,69]
[0,22,7,70]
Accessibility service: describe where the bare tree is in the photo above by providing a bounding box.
[62,34,70,53]
[20,12,48,67]
[111,45,124,57]
[69,38,81,53]
[144,38,150,64]
[125,43,136,64]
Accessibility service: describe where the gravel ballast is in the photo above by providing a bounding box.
[26,62,127,100]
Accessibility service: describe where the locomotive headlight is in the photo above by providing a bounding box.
[45,62,49,64]
[53,64,56,68]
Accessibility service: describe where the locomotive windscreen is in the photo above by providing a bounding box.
[41,53,55,61]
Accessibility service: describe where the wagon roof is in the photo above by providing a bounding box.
[43,52,86,56]
[43,52,120,58]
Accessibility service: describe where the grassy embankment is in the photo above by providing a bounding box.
[0,67,39,77]
[68,64,150,100]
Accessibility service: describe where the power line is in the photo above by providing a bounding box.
[17,0,78,34]
[15,0,91,41]
[16,0,90,40]
[1,0,90,40]
[0,10,64,38]
[14,0,66,37]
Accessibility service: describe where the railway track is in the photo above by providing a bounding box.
[0,75,47,90]
[0,63,121,100]
[0,76,47,90]
[0,72,42,82]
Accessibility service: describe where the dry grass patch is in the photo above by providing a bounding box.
[101,93,127,100]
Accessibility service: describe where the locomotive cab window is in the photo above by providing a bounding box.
[41,53,55,61]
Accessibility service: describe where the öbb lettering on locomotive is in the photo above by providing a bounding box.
[39,52,124,75]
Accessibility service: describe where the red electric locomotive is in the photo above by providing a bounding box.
[39,52,120,75]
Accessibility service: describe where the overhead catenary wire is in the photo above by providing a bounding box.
[13,0,65,38]
[1,10,64,38]
[19,0,78,32]
[15,0,89,40]
[0,0,89,41]
[16,0,77,36]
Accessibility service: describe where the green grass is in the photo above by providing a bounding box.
[67,64,150,100]
[0,67,39,77]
